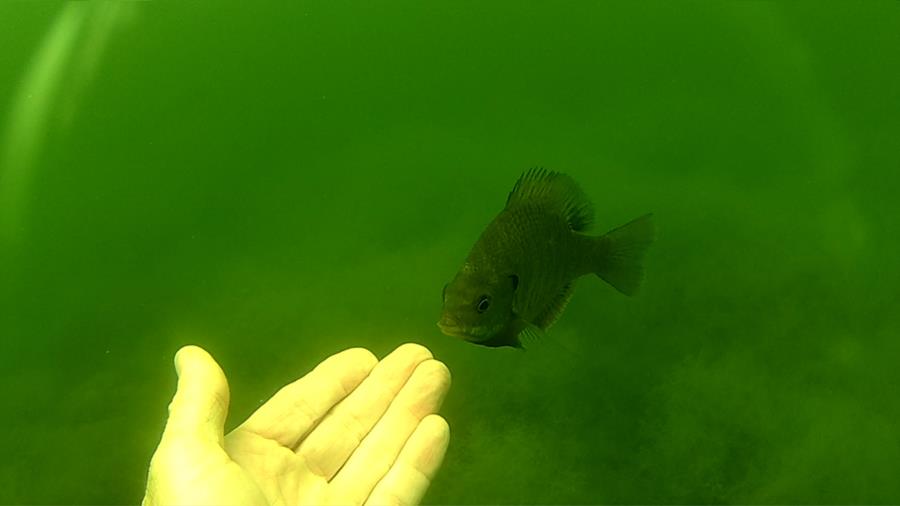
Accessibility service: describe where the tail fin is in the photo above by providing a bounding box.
[594,213,655,296]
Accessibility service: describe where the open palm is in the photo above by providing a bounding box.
[143,343,451,506]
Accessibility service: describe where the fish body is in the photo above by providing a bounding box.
[438,168,654,348]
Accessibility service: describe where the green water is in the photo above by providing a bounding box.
[2,1,899,503]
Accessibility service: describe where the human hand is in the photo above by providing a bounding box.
[142,343,451,506]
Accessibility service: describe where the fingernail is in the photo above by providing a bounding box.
[174,348,186,377]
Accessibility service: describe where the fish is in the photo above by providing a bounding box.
[437,168,654,348]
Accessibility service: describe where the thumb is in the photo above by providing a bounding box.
[162,345,230,447]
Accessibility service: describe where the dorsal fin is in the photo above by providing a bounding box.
[506,168,594,232]
[532,282,575,330]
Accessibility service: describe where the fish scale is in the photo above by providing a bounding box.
[499,202,577,322]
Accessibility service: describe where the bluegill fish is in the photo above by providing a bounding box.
[438,168,654,348]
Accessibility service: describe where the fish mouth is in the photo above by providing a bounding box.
[437,318,504,343]
[437,320,467,338]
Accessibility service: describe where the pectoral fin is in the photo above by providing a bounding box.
[519,321,547,348]
[479,316,528,349]
[533,282,575,330]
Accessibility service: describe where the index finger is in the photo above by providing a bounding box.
[233,347,378,448]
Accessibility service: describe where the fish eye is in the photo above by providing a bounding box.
[476,295,491,313]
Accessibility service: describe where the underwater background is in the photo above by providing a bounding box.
[2,1,899,504]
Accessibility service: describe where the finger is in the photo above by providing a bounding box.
[235,347,378,448]
[162,345,229,446]
[295,343,434,479]
[329,359,451,505]
[365,415,450,506]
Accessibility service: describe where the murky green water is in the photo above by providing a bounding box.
[2,1,899,503]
